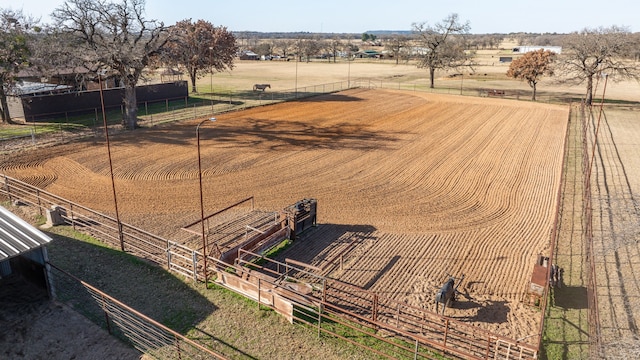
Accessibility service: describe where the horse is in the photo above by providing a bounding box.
[253,84,271,91]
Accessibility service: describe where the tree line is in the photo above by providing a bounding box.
[1,0,238,129]
[2,0,639,128]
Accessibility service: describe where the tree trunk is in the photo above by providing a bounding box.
[585,75,594,106]
[429,67,435,89]
[0,86,16,124]
[189,73,198,93]
[123,84,138,129]
[190,71,197,93]
[531,82,537,101]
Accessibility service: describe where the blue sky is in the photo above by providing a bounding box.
[3,0,638,34]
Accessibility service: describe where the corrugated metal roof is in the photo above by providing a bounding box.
[8,81,73,96]
[0,206,52,261]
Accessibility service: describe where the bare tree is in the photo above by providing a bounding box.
[274,39,294,58]
[328,36,343,63]
[253,41,274,59]
[385,35,409,65]
[53,0,169,129]
[295,37,322,63]
[412,14,473,88]
[163,19,237,93]
[560,26,639,105]
[0,9,39,123]
[507,49,556,101]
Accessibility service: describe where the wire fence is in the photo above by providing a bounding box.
[2,79,571,154]
[581,103,599,359]
[1,81,351,149]
[2,80,573,359]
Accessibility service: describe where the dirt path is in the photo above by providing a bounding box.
[1,89,569,343]
[587,105,640,358]
[0,274,140,360]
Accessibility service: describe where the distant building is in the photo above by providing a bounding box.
[239,51,259,60]
[0,206,53,300]
[354,50,382,58]
[512,46,562,54]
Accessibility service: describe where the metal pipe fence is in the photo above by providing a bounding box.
[2,81,573,358]
[47,262,228,360]
[236,249,538,360]
[2,171,542,359]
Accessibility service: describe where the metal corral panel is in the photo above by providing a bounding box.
[0,206,52,261]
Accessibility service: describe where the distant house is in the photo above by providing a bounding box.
[355,50,382,58]
[16,66,109,91]
[512,46,562,54]
[239,51,259,60]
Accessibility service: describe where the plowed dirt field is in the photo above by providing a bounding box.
[1,88,569,342]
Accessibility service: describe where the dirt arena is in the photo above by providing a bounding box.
[1,88,569,342]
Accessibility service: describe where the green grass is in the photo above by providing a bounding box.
[540,105,590,360]
[541,289,590,360]
[0,122,87,139]
[41,224,388,359]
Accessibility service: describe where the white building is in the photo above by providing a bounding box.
[513,46,562,54]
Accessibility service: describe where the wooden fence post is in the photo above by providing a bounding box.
[118,222,125,252]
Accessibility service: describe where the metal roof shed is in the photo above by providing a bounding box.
[0,206,53,295]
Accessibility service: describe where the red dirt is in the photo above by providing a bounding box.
[0,88,570,342]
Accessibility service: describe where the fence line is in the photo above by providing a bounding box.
[47,262,228,360]
[4,79,566,151]
[533,104,573,352]
[3,174,539,359]
[581,103,601,359]
[3,79,565,358]
[237,249,538,360]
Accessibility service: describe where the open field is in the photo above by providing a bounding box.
[1,88,570,345]
[204,57,640,103]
